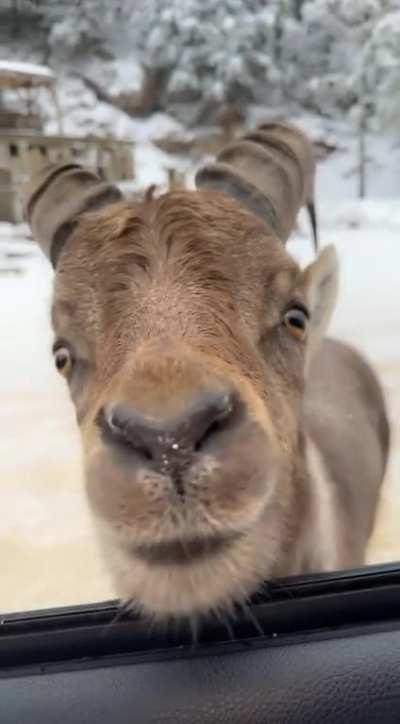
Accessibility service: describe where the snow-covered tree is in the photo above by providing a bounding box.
[128,0,281,109]
[365,6,400,131]
[44,0,117,61]
[275,0,386,197]
[4,0,400,148]
[278,0,382,117]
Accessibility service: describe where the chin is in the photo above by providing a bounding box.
[96,513,284,622]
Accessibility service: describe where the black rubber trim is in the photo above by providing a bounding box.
[1,561,400,677]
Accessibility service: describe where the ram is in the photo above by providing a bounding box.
[23,122,389,624]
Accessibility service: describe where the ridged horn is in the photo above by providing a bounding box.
[195,121,317,247]
[22,163,123,267]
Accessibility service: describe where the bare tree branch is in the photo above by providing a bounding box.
[72,66,171,119]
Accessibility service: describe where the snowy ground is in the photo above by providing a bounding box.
[0,181,399,614]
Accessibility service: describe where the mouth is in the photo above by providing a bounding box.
[130,532,241,566]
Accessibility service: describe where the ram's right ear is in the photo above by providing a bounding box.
[300,245,339,367]
[22,163,123,267]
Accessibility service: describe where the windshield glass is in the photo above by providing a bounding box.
[0,0,398,617]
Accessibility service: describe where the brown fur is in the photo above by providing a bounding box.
[23,123,389,623]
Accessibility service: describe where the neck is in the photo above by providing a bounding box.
[273,433,342,578]
[301,434,342,572]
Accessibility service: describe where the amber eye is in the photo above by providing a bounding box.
[283,306,309,341]
[53,346,73,377]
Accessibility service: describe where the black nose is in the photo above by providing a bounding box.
[100,390,239,479]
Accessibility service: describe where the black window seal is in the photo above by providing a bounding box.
[2,560,400,676]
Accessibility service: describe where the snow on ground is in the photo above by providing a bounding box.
[0,159,399,613]
[0,245,114,612]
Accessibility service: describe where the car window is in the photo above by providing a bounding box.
[0,0,399,618]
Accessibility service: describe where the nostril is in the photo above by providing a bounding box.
[129,441,153,461]
[194,393,237,452]
[99,407,154,461]
[98,390,241,466]
[195,419,223,452]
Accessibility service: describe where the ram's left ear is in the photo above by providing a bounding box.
[299,245,339,366]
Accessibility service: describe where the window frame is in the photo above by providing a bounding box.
[2,560,400,676]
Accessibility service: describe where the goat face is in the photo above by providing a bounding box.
[47,189,336,621]
[24,123,337,621]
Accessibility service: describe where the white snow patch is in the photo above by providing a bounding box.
[0,60,54,81]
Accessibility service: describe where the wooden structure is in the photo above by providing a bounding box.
[0,62,135,223]
[166,167,186,191]
[0,130,135,222]
[0,61,63,134]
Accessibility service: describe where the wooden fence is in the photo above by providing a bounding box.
[0,131,135,223]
